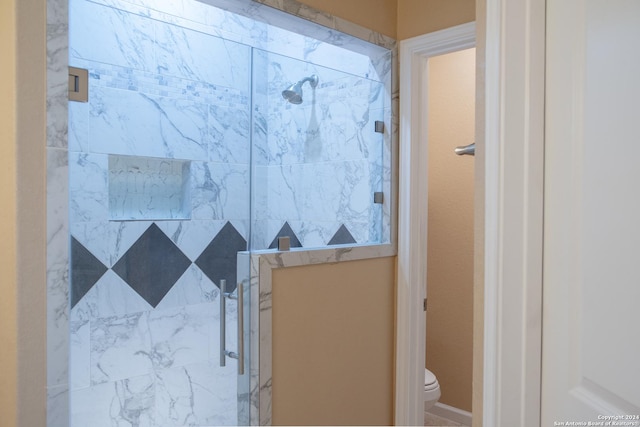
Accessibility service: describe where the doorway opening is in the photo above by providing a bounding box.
[396,22,476,426]
[424,46,476,427]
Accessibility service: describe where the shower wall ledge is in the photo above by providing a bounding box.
[245,243,396,425]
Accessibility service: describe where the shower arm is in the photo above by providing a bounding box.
[300,74,319,88]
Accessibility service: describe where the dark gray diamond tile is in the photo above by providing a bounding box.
[71,236,108,308]
[268,222,302,249]
[195,222,247,293]
[328,224,357,245]
[112,223,191,308]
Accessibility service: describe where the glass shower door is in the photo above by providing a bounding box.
[67,0,251,424]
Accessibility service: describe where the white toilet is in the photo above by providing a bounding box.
[424,369,441,410]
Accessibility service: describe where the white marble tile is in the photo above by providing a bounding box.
[371,49,394,90]
[283,220,329,248]
[248,220,271,250]
[266,99,380,166]
[70,320,91,390]
[203,0,394,53]
[47,148,70,389]
[48,0,69,150]
[71,283,98,323]
[147,303,216,369]
[264,104,309,164]
[69,152,109,224]
[91,312,154,385]
[71,220,152,268]
[369,205,384,245]
[201,3,268,46]
[47,384,69,427]
[253,165,299,222]
[90,303,217,385]
[250,105,270,166]
[155,220,224,261]
[260,160,373,224]
[132,0,211,24]
[236,253,252,425]
[70,0,155,72]
[255,255,273,426]
[276,220,343,248]
[252,219,376,249]
[265,26,373,80]
[47,4,70,419]
[208,104,251,164]
[71,375,156,427]
[89,87,209,161]
[144,0,387,82]
[346,220,377,246]
[154,264,219,310]
[68,100,89,152]
[154,20,251,90]
[190,161,250,220]
[262,58,385,165]
[154,361,238,426]
[256,0,395,50]
[93,270,153,318]
[47,149,70,274]
[227,219,250,246]
[89,0,268,52]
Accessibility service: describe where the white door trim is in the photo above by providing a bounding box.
[482,0,545,425]
[396,22,476,426]
[396,0,546,423]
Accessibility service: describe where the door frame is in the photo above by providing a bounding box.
[395,0,546,424]
[396,22,476,425]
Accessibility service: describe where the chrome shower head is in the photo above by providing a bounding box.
[282,82,304,104]
[282,75,318,104]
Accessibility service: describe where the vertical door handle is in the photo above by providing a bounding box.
[220,280,227,367]
[219,279,245,375]
[236,283,244,375]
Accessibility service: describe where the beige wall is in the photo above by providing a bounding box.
[397,0,475,40]
[271,257,395,426]
[1,0,48,426]
[426,48,475,412]
[0,0,19,424]
[295,0,397,38]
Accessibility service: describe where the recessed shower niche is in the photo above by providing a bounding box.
[108,155,191,221]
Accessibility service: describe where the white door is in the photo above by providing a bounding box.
[543,0,640,424]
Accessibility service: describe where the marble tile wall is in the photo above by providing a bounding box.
[251,49,386,249]
[47,0,71,423]
[64,0,392,425]
[68,0,250,424]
